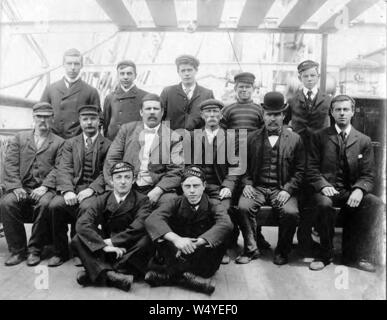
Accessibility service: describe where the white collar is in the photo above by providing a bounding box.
[120,83,135,93]
[205,127,219,137]
[335,124,351,136]
[143,123,160,133]
[64,74,81,85]
[114,191,130,204]
[83,132,98,145]
[302,86,318,96]
[181,82,196,92]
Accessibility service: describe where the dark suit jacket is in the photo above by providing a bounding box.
[103,85,148,141]
[285,89,331,140]
[4,130,64,192]
[145,193,233,248]
[190,128,241,193]
[57,133,111,195]
[104,121,184,192]
[307,126,375,193]
[160,83,214,130]
[242,127,305,195]
[41,78,100,139]
[75,190,152,252]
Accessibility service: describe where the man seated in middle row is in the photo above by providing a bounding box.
[238,92,305,265]
[145,166,233,295]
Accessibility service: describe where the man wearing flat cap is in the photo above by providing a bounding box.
[104,93,184,208]
[160,54,214,131]
[103,60,149,141]
[71,162,154,292]
[144,166,233,295]
[220,71,268,251]
[0,103,64,266]
[47,104,111,267]
[284,60,332,256]
[190,98,242,264]
[41,48,101,139]
[237,92,305,265]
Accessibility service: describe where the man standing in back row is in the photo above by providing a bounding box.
[41,48,100,139]
[160,54,214,130]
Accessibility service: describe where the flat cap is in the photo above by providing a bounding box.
[199,99,224,111]
[33,102,54,116]
[297,60,319,73]
[78,104,99,116]
[182,165,206,183]
[142,93,161,103]
[175,54,200,69]
[234,72,255,84]
[116,60,136,71]
[63,48,81,57]
[110,162,135,176]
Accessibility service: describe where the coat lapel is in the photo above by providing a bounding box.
[327,126,340,147]
[91,134,104,172]
[131,123,144,173]
[56,78,68,95]
[313,89,326,109]
[345,127,359,149]
[109,191,136,219]
[115,85,138,100]
[177,83,187,99]
[73,134,84,171]
[62,79,83,100]
[36,132,54,155]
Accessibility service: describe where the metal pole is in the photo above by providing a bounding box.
[0,0,3,89]
[320,33,328,92]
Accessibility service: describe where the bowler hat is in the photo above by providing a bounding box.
[261,92,288,113]
[33,102,54,116]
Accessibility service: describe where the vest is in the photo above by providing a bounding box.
[335,135,350,190]
[79,146,94,186]
[201,136,219,186]
[24,157,40,189]
[258,136,280,187]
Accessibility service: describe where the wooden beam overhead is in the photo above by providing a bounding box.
[145,0,177,27]
[197,0,225,27]
[319,0,379,31]
[95,0,136,27]
[238,0,274,28]
[280,0,328,28]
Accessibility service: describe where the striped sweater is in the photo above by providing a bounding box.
[220,100,264,131]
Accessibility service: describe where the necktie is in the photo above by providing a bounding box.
[306,90,313,109]
[86,137,92,150]
[184,87,191,99]
[339,131,347,143]
[267,128,281,136]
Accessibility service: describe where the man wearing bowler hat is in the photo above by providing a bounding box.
[0,102,64,266]
[41,48,101,139]
[71,162,154,292]
[237,92,305,265]
[47,104,111,267]
[103,60,149,141]
[160,54,214,130]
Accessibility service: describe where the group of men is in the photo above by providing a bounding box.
[0,48,384,295]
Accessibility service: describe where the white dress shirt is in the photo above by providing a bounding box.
[64,74,82,88]
[335,124,351,137]
[120,83,135,93]
[205,128,219,145]
[83,132,98,147]
[114,192,129,205]
[182,83,196,100]
[303,86,318,101]
[137,123,161,186]
[268,135,279,147]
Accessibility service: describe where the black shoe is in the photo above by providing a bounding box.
[76,270,93,286]
[256,232,271,251]
[26,253,41,266]
[235,250,260,264]
[179,272,215,295]
[5,252,26,266]
[273,253,288,265]
[106,271,133,292]
[353,259,377,273]
[48,255,67,267]
[144,271,171,287]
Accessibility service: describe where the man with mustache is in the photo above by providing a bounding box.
[307,95,384,272]
[104,93,184,207]
[0,103,64,266]
[47,105,111,267]
[160,54,214,130]
[144,166,233,295]
[237,92,305,265]
[103,60,149,141]
[40,48,100,139]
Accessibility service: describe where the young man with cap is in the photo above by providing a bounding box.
[285,60,332,257]
[220,71,268,251]
[47,104,111,267]
[160,54,214,130]
[144,166,233,295]
[104,93,184,208]
[41,48,100,139]
[0,102,64,266]
[103,60,149,141]
[307,95,384,272]
[71,162,154,292]
[237,92,305,265]
[191,98,242,264]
